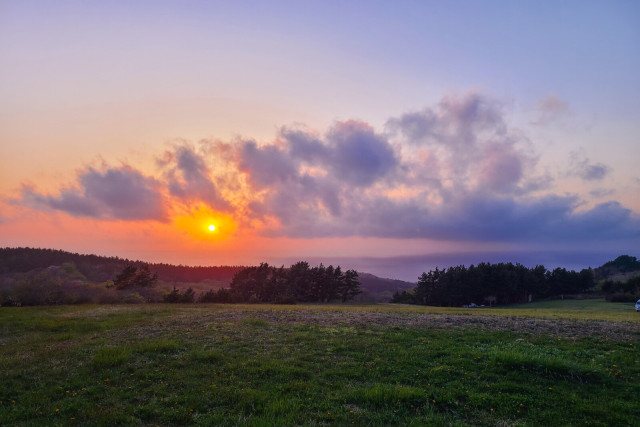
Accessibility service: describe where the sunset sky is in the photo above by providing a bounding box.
[1,1,639,280]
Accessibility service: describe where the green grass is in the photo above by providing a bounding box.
[382,298,640,321]
[0,301,638,425]
[499,298,639,318]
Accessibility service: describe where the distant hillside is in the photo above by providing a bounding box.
[593,255,640,303]
[0,247,411,303]
[356,273,415,302]
[0,247,242,285]
[594,255,640,282]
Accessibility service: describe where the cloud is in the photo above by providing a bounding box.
[477,142,524,193]
[532,93,570,126]
[589,188,615,198]
[578,163,610,181]
[239,140,298,187]
[569,149,611,181]
[386,92,544,199]
[232,119,399,228]
[21,165,167,221]
[283,126,328,163]
[158,143,229,209]
[11,91,638,246]
[325,120,398,186]
[445,196,639,242]
[280,120,398,186]
[231,93,636,243]
[386,92,506,149]
[262,189,640,243]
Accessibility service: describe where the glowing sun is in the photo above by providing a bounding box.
[173,204,236,241]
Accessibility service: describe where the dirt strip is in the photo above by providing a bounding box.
[160,308,640,341]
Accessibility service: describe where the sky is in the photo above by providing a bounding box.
[1,1,639,281]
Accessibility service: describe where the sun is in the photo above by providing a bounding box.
[173,204,236,241]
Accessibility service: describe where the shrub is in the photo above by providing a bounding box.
[163,287,195,303]
[122,292,147,304]
[607,292,638,303]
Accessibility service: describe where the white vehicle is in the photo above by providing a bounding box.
[636,299,640,312]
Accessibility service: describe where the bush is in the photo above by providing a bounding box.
[606,292,639,303]
[122,292,147,304]
[163,287,195,303]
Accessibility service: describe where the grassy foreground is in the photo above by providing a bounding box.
[1,300,639,425]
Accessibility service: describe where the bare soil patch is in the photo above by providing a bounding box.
[130,307,640,341]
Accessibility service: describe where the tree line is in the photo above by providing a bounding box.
[183,262,361,304]
[392,262,595,306]
[595,255,640,280]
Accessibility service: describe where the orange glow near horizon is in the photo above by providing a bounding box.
[173,205,237,242]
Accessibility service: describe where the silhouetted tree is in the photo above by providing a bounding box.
[163,287,195,303]
[396,262,598,307]
[114,264,158,289]
[114,265,138,289]
[227,262,361,303]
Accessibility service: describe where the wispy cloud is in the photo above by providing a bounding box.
[569,149,611,181]
[532,93,571,126]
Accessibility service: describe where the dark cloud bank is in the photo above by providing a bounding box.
[21,166,167,221]
[16,93,639,252]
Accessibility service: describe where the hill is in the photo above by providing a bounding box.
[593,254,640,282]
[355,272,415,302]
[0,247,412,304]
[0,247,242,284]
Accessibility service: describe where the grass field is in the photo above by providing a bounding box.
[1,300,639,425]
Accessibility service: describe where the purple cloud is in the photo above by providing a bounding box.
[326,120,398,186]
[532,93,570,126]
[158,143,228,209]
[386,93,538,196]
[386,92,506,148]
[589,188,615,198]
[569,150,611,181]
[477,142,524,193]
[282,126,329,163]
[239,140,298,187]
[21,166,167,221]
[11,92,638,248]
[256,189,639,244]
[579,163,610,181]
[233,119,399,228]
[228,94,637,244]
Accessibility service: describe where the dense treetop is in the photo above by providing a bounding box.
[392,262,595,307]
[196,262,361,304]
